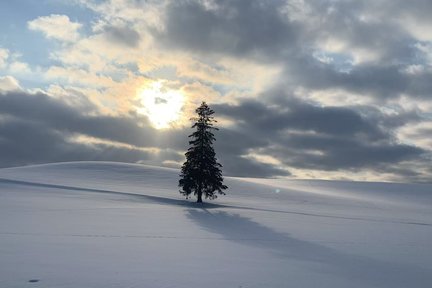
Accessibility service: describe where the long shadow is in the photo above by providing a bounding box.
[0,177,204,208]
[1,177,430,226]
[0,177,241,210]
[186,209,432,288]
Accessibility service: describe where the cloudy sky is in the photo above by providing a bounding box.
[1,0,431,182]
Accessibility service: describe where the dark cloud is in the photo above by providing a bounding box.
[0,90,185,150]
[307,1,416,62]
[157,0,299,60]
[0,91,286,177]
[0,117,153,167]
[213,128,289,177]
[0,89,429,181]
[220,155,289,178]
[0,91,165,167]
[215,97,386,140]
[272,134,423,171]
[214,96,426,176]
[284,0,432,100]
[304,0,432,100]
[284,58,432,100]
[103,25,141,47]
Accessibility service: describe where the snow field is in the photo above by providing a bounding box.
[0,162,431,288]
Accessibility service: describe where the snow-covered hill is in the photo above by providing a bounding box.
[0,162,431,287]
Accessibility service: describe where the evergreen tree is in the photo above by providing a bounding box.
[179,102,227,203]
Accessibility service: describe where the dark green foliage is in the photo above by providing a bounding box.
[179,102,227,203]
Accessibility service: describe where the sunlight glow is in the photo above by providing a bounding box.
[138,81,185,129]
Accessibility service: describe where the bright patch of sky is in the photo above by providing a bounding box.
[0,1,96,87]
[312,50,354,73]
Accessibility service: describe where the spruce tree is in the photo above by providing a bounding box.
[179,102,227,203]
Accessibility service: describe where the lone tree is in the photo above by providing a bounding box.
[179,102,227,203]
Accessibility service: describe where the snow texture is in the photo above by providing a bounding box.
[0,161,431,287]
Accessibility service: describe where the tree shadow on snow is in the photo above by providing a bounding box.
[2,177,430,226]
[185,209,432,288]
[0,177,205,207]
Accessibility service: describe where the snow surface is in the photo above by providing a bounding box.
[0,161,431,288]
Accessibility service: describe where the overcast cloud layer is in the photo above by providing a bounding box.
[0,0,431,182]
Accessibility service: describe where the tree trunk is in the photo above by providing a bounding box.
[197,182,203,203]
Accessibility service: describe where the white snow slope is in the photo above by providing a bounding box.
[0,161,431,288]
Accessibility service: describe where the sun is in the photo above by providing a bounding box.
[138,81,185,129]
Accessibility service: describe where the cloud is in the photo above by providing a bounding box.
[271,134,423,171]
[102,25,141,48]
[157,0,299,60]
[9,61,31,75]
[0,48,9,69]
[0,88,292,177]
[373,0,432,42]
[152,0,432,102]
[3,0,432,182]
[221,155,290,178]
[283,55,432,101]
[0,76,21,92]
[213,127,290,177]
[0,89,161,168]
[28,14,82,42]
[0,82,429,181]
[213,96,428,181]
